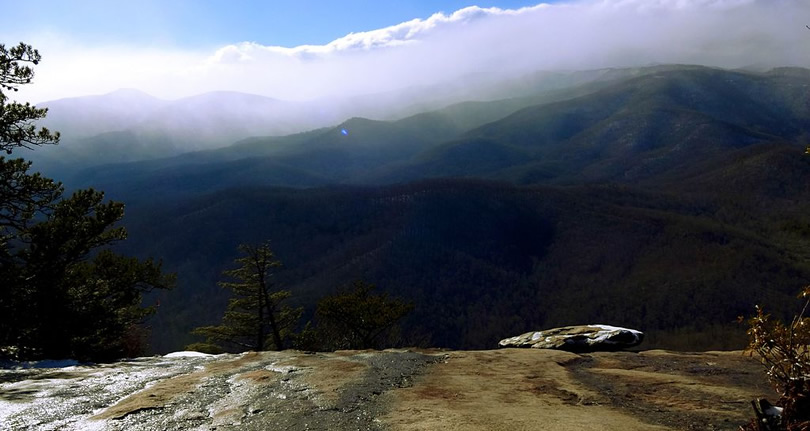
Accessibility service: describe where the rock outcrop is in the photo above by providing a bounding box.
[0,348,772,431]
[498,324,644,352]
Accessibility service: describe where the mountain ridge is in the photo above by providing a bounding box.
[25,64,810,353]
[28,65,673,178]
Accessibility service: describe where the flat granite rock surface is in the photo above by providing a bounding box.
[0,349,772,430]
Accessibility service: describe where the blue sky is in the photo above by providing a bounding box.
[2,0,552,48]
[1,0,806,103]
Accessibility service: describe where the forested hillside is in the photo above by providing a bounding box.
[54,65,810,353]
[125,164,810,351]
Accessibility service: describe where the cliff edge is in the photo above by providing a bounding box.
[0,348,770,430]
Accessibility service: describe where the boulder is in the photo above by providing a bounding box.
[498,324,644,352]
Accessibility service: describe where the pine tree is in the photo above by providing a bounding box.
[311,280,413,350]
[0,42,174,361]
[192,242,301,352]
[0,42,59,153]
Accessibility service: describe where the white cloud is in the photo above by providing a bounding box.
[12,0,810,104]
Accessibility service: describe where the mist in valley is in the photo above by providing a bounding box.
[4,0,810,362]
[10,0,808,176]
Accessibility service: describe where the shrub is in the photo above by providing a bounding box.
[743,285,810,431]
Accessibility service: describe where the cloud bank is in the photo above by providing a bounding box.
[16,0,810,103]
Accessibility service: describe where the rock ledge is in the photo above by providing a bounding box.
[498,324,644,352]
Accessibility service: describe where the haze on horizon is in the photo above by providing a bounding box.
[2,0,808,105]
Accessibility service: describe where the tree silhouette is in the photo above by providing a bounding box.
[0,43,59,153]
[312,280,413,350]
[192,242,301,352]
[0,42,174,361]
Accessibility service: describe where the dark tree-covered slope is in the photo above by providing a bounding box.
[63,65,810,353]
[123,164,810,351]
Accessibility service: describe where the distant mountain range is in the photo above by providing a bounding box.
[66,66,810,199]
[24,67,653,178]
[20,65,810,352]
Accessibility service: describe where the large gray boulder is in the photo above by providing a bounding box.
[498,324,644,352]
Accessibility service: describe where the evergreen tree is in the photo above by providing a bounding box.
[0,42,174,361]
[192,242,301,352]
[310,280,413,350]
[0,42,59,153]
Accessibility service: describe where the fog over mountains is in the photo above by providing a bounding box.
[14,0,810,105]
[19,64,809,352]
[38,65,809,196]
[27,66,637,175]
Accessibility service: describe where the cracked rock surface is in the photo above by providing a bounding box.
[0,350,439,431]
[1,349,772,431]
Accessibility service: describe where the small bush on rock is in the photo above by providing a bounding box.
[742,285,810,431]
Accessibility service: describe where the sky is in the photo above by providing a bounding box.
[1,0,547,48]
[1,0,809,103]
